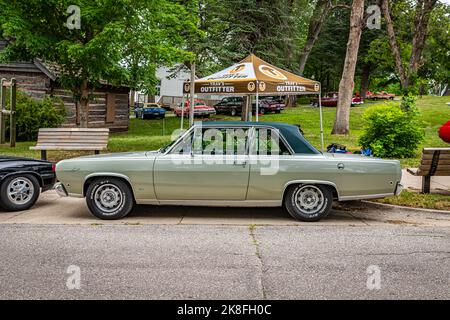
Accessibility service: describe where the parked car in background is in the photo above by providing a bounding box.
[134,103,166,119]
[366,91,395,100]
[174,100,216,117]
[55,121,402,222]
[215,96,285,116]
[252,96,285,114]
[310,92,363,107]
[214,97,244,116]
[0,157,56,211]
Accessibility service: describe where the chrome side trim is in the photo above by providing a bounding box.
[339,193,394,201]
[135,199,159,205]
[84,172,131,183]
[137,199,281,207]
[282,180,340,198]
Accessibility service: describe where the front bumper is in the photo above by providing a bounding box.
[54,182,68,197]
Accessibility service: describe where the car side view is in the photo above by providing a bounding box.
[0,156,56,211]
[55,122,402,222]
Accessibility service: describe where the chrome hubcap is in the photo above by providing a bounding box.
[7,177,34,205]
[294,185,324,215]
[94,184,123,214]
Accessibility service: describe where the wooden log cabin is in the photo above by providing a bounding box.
[0,40,130,131]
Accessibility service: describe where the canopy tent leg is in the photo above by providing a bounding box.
[318,92,325,152]
[180,94,186,130]
[255,81,259,122]
[189,62,195,127]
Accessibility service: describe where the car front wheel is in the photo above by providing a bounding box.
[284,184,332,222]
[0,174,40,211]
[86,178,134,220]
[231,109,237,116]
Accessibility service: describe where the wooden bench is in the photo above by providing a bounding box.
[30,128,109,160]
[407,148,450,193]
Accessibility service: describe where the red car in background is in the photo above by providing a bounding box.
[366,91,395,100]
[174,100,216,117]
[310,92,363,107]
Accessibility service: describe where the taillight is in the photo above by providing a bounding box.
[52,164,56,172]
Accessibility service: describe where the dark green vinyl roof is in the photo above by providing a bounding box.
[201,121,320,154]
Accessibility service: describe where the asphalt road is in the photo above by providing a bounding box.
[0,223,448,299]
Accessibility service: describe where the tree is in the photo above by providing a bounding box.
[332,0,365,135]
[0,0,198,127]
[381,0,438,91]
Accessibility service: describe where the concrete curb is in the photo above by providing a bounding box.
[363,200,450,215]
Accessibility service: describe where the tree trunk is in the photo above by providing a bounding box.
[381,0,437,90]
[285,95,297,108]
[241,96,250,121]
[332,0,365,135]
[408,0,437,76]
[298,0,332,73]
[360,63,371,99]
[79,79,89,128]
[381,0,409,89]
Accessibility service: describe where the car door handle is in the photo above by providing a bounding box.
[233,160,247,167]
[337,163,345,170]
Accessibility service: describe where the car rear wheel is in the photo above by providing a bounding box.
[283,184,332,222]
[86,178,134,220]
[230,109,237,116]
[0,174,40,211]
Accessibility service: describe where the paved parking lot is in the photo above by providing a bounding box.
[0,191,449,299]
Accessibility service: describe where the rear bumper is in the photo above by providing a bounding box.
[394,182,403,196]
[54,182,68,197]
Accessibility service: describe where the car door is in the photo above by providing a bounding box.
[153,126,250,201]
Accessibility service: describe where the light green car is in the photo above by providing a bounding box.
[55,121,402,221]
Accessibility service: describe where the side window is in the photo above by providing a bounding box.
[193,127,249,155]
[169,127,250,155]
[253,128,291,155]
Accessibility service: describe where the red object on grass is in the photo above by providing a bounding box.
[439,120,450,143]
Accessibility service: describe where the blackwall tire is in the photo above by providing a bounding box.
[283,184,333,222]
[0,174,40,211]
[86,178,134,220]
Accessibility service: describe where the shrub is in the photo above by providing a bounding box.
[5,90,66,141]
[359,102,424,158]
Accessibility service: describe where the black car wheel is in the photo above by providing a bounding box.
[275,110,281,114]
[231,109,237,116]
[283,184,333,222]
[86,178,134,220]
[259,108,265,115]
[0,174,40,211]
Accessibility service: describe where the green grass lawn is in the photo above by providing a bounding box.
[0,95,449,167]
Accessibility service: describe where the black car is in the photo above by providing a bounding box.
[0,156,56,211]
[214,97,244,116]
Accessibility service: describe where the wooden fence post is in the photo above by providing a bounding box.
[10,78,16,147]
